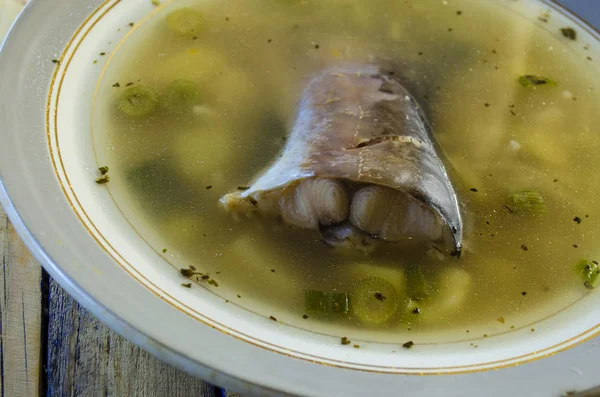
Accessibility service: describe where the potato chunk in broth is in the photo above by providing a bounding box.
[93,0,600,343]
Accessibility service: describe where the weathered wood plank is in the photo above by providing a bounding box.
[47,280,217,397]
[0,210,44,397]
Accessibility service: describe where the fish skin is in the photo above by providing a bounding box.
[221,64,462,253]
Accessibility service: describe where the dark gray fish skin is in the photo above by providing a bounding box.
[221,64,463,254]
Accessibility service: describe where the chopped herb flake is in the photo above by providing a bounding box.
[181,283,192,288]
[561,27,577,40]
[100,52,106,56]
[269,315,277,321]
[470,188,478,192]
[98,166,109,175]
[180,268,196,277]
[95,175,110,184]
[162,248,167,253]
[302,314,308,319]
[205,185,212,190]
[112,82,120,88]
[521,244,528,251]
[374,292,386,301]
[353,344,360,349]
[341,337,351,345]
[207,279,219,287]
[151,0,160,5]
[518,75,557,87]
[402,341,414,349]
[52,59,60,64]
[575,259,600,289]
[574,216,582,224]
[237,186,250,191]
[522,291,527,296]
[497,317,505,324]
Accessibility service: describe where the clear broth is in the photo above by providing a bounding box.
[93,0,600,343]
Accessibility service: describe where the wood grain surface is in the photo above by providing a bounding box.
[0,206,226,397]
[0,212,44,397]
[46,280,216,397]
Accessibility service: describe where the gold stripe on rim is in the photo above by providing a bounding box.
[45,0,600,375]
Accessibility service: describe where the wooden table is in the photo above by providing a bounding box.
[0,207,238,397]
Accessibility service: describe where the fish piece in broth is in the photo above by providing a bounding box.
[220,64,462,255]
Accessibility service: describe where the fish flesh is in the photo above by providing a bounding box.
[220,64,462,255]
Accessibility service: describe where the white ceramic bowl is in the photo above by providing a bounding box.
[1,1,599,396]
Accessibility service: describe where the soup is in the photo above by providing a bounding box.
[92,0,600,344]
